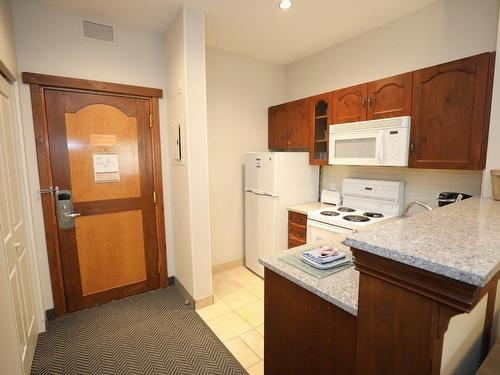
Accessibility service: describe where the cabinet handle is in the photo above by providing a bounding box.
[362,98,366,107]
[368,97,373,106]
[410,144,415,151]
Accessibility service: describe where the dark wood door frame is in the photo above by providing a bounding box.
[22,72,168,317]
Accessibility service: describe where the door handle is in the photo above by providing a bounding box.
[39,186,59,194]
[64,212,81,218]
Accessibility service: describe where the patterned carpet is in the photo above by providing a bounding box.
[31,287,247,375]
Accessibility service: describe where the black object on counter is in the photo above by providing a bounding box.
[437,192,472,207]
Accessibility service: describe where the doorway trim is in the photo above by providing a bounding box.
[22,72,167,317]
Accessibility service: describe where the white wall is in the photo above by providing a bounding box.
[164,8,191,295]
[0,0,17,79]
[206,47,285,266]
[165,6,212,301]
[482,4,500,348]
[284,0,499,101]
[483,3,500,199]
[12,0,173,310]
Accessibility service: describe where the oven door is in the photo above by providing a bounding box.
[306,219,351,244]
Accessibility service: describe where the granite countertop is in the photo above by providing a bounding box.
[287,202,333,215]
[345,197,500,287]
[259,234,359,316]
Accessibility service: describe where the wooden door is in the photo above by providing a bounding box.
[287,99,309,149]
[309,92,332,165]
[410,53,492,170]
[367,73,412,120]
[43,90,160,312]
[0,77,37,374]
[268,104,289,149]
[332,83,367,124]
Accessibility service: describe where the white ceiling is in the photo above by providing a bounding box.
[34,0,439,64]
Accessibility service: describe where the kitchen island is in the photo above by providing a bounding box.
[260,235,358,375]
[259,197,500,374]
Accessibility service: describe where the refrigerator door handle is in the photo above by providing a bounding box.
[245,189,278,198]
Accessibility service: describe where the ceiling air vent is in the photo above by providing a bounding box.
[81,19,115,44]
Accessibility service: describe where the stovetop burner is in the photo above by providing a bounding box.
[343,215,370,223]
[363,212,384,218]
[320,211,340,216]
[337,207,355,213]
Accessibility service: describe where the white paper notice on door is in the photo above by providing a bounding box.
[93,152,120,183]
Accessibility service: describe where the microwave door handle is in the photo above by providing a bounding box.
[378,131,386,164]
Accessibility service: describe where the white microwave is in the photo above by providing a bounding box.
[329,116,411,167]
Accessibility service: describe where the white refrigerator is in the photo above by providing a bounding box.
[244,152,319,277]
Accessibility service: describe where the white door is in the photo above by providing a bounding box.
[0,76,37,375]
[245,191,277,277]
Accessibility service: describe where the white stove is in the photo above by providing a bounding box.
[306,179,404,242]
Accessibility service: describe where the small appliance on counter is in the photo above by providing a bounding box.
[320,189,342,206]
[437,192,472,207]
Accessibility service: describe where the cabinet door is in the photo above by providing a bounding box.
[332,84,367,124]
[268,104,289,150]
[308,92,332,165]
[410,53,491,169]
[367,73,412,120]
[288,99,309,149]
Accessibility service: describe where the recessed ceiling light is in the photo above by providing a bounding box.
[278,0,293,10]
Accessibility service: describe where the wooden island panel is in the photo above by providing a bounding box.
[352,248,499,375]
[264,268,357,375]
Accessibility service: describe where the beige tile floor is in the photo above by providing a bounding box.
[197,266,264,375]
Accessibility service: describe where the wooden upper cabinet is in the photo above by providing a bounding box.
[367,73,412,119]
[309,92,332,165]
[268,99,309,150]
[268,104,289,150]
[332,84,367,124]
[410,53,493,170]
[288,99,309,149]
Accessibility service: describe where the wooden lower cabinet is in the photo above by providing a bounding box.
[264,269,357,375]
[288,211,307,248]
